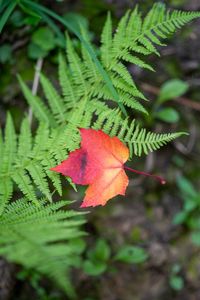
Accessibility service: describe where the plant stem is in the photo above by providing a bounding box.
[124,165,166,185]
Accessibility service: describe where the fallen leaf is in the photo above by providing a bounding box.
[51,128,165,208]
[51,128,129,207]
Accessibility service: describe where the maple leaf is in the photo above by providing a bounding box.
[51,128,165,208]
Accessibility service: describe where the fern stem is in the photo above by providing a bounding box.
[124,166,166,185]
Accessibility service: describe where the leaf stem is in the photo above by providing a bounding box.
[124,165,166,185]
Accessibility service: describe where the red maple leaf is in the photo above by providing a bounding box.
[51,128,165,208]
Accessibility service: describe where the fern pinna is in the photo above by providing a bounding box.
[0,199,86,298]
[0,3,200,297]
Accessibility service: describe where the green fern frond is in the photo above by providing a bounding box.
[18,75,55,125]
[94,115,187,158]
[0,198,86,298]
[0,118,58,205]
[100,12,112,68]
[124,125,187,157]
[0,114,16,214]
[109,3,200,66]
[18,118,32,158]
[2,113,16,174]
[12,170,39,205]
[11,4,198,201]
[0,179,13,216]
[40,73,66,124]
[0,111,186,202]
[58,52,77,107]
[66,36,88,98]
[80,26,100,82]
[20,5,200,119]
[101,4,200,109]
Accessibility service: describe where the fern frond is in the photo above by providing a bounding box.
[18,76,56,125]
[12,170,39,205]
[102,4,200,111]
[18,118,32,158]
[1,108,186,202]
[41,154,62,196]
[0,198,86,298]
[13,4,198,200]
[40,73,66,124]
[124,124,187,157]
[58,52,77,107]
[20,5,200,119]
[0,180,13,216]
[0,114,16,214]
[66,36,88,98]
[26,162,52,201]
[110,3,200,66]
[100,12,112,68]
[80,26,100,82]
[94,115,187,158]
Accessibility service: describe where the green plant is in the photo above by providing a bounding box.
[173,176,200,246]
[83,239,148,276]
[0,198,86,297]
[83,239,111,276]
[114,245,148,264]
[169,264,184,291]
[0,2,200,297]
[151,79,189,124]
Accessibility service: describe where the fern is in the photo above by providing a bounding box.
[0,198,86,298]
[0,114,16,215]
[19,5,200,117]
[92,115,187,157]
[0,111,187,207]
[0,118,64,209]
[0,4,199,297]
[2,3,198,210]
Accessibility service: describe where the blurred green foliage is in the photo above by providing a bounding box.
[147,79,189,125]
[0,44,12,63]
[174,176,200,246]
[83,239,148,276]
[169,264,184,291]
[114,245,148,264]
[83,239,111,276]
